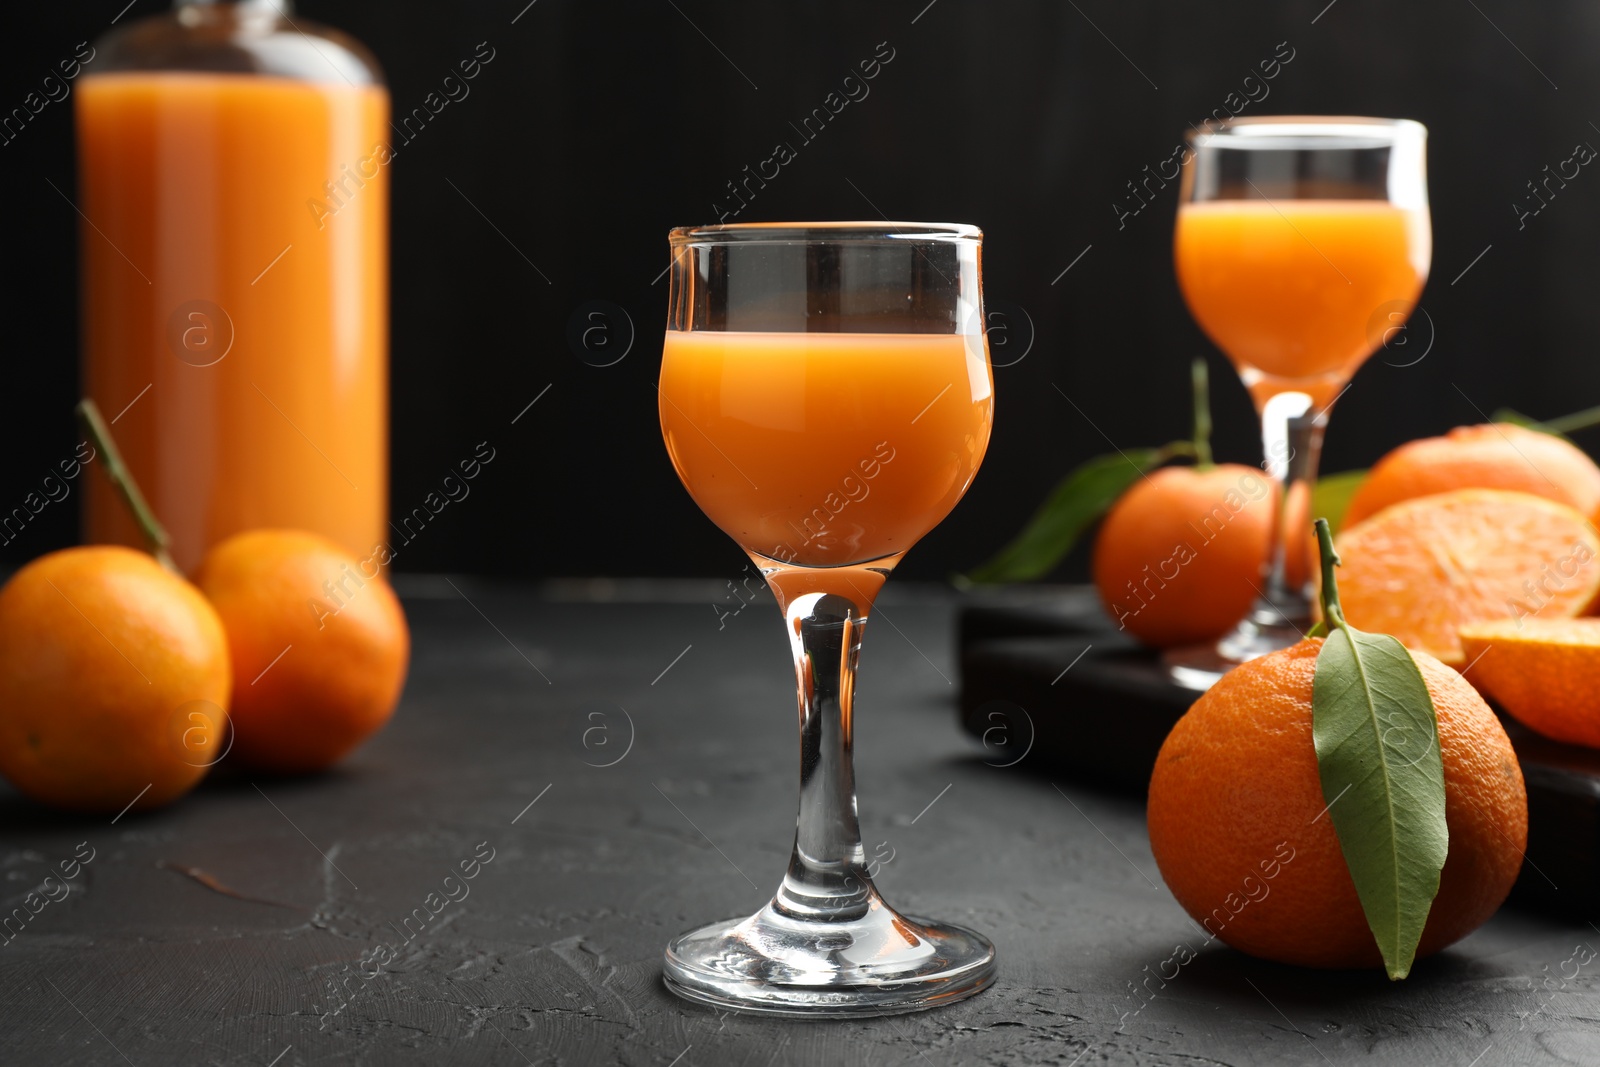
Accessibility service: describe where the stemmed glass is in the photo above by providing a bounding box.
[1166,117,1431,686]
[657,222,997,1016]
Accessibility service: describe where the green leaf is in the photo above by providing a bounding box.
[964,445,1181,584]
[1311,470,1368,536]
[1311,627,1448,980]
[1493,405,1600,441]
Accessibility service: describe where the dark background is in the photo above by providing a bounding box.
[4,0,1596,580]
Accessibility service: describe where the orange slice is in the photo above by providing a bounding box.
[1459,618,1600,747]
[1334,489,1600,666]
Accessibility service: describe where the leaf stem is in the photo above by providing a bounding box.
[1314,517,1345,632]
[1190,358,1214,471]
[1159,439,1199,464]
[1538,403,1600,436]
[75,399,179,574]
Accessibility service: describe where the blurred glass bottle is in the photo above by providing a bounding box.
[77,0,388,572]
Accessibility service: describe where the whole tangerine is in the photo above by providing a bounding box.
[195,530,408,774]
[1093,464,1273,647]
[1345,423,1600,528]
[0,546,231,812]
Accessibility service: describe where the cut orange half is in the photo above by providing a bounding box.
[1459,618,1600,748]
[1334,489,1600,666]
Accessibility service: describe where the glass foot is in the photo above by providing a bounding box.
[663,896,996,1017]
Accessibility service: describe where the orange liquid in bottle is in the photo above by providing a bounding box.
[77,72,388,572]
[1174,200,1429,403]
[659,331,993,567]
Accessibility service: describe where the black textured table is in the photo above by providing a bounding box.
[2,579,1597,1066]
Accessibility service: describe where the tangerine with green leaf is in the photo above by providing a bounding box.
[1147,522,1526,972]
[0,400,234,813]
[1089,359,1275,647]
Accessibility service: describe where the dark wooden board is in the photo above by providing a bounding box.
[958,590,1600,920]
[1,581,1596,1064]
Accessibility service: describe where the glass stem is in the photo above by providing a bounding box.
[1257,393,1326,630]
[752,559,895,923]
[773,588,875,922]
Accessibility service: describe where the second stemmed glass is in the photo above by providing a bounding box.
[657,222,997,1016]
[1166,117,1432,686]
